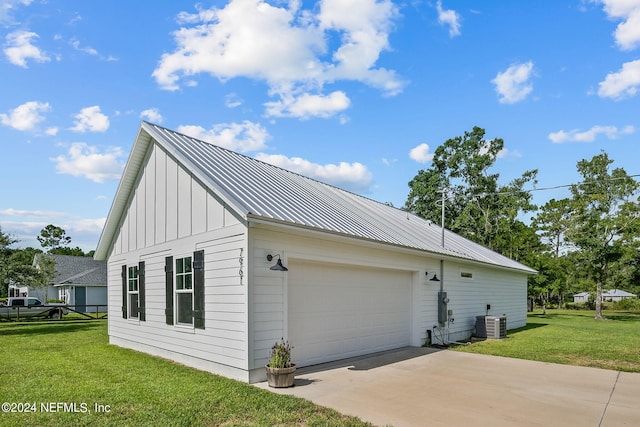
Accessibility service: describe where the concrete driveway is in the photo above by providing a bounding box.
[255,347,640,427]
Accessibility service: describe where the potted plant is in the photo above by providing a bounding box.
[265,338,295,388]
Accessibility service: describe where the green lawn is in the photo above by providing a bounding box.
[454,309,640,372]
[3,311,639,426]
[0,321,371,427]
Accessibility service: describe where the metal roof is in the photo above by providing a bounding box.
[96,122,535,274]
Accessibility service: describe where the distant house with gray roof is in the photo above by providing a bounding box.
[573,289,637,303]
[95,122,536,383]
[32,254,107,311]
[603,289,637,302]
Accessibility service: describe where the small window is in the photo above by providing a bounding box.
[461,272,473,279]
[175,256,193,325]
[128,265,139,319]
[28,298,42,306]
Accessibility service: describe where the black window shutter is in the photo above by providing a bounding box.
[193,250,205,329]
[138,261,146,322]
[121,265,127,319]
[165,256,174,325]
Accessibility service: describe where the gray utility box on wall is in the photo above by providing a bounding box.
[475,315,507,339]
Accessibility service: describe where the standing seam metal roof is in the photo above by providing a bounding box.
[97,122,535,274]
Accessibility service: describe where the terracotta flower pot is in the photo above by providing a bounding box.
[265,364,296,388]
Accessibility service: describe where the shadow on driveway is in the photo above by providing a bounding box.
[256,347,640,427]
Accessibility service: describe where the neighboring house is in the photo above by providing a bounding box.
[95,122,536,384]
[603,289,637,302]
[573,292,591,303]
[32,254,107,312]
[8,282,29,297]
[574,289,637,303]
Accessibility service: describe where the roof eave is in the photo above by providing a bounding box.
[247,214,537,275]
[95,125,152,260]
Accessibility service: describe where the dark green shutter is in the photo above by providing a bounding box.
[193,250,205,329]
[165,256,174,325]
[121,265,127,319]
[138,261,146,322]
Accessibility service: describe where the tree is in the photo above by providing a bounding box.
[49,246,86,256]
[37,224,72,252]
[532,198,574,308]
[0,228,42,298]
[32,254,57,301]
[0,226,18,298]
[565,152,640,319]
[405,126,539,257]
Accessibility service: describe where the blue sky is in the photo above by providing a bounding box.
[1,0,639,252]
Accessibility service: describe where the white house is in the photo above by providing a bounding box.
[573,292,591,303]
[574,289,637,303]
[603,289,637,302]
[95,122,536,383]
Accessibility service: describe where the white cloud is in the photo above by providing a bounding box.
[436,0,461,37]
[264,90,350,119]
[3,30,50,67]
[598,59,640,99]
[0,100,50,131]
[597,0,640,50]
[381,157,397,166]
[256,153,373,193]
[548,125,635,143]
[51,142,124,183]
[71,106,110,133]
[152,0,404,119]
[177,121,269,152]
[492,61,535,104]
[225,93,243,108]
[0,208,65,218]
[70,38,98,56]
[140,108,163,123]
[409,143,434,163]
[0,0,33,23]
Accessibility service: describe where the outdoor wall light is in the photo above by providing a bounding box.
[267,254,288,271]
[426,271,440,282]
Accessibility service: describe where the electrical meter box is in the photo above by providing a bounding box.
[438,291,449,324]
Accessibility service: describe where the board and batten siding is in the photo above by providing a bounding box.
[106,141,252,382]
[110,143,242,255]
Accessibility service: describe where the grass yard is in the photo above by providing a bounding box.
[0,321,371,427]
[454,309,640,372]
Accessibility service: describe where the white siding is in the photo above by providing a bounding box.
[248,226,433,380]
[110,144,241,256]
[107,141,250,381]
[440,262,528,342]
[248,224,529,381]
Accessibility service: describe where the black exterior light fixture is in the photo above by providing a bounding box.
[267,254,288,271]
[426,271,440,282]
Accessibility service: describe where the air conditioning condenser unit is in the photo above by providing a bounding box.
[485,316,507,339]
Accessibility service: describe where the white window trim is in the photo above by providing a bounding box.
[175,256,194,327]
[128,265,139,320]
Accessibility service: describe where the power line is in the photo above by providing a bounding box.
[441,174,640,200]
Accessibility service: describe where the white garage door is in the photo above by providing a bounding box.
[288,260,412,367]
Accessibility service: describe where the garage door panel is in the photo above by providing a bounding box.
[288,260,412,367]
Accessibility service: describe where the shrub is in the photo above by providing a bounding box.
[564,302,583,310]
[268,338,293,368]
[613,298,640,311]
